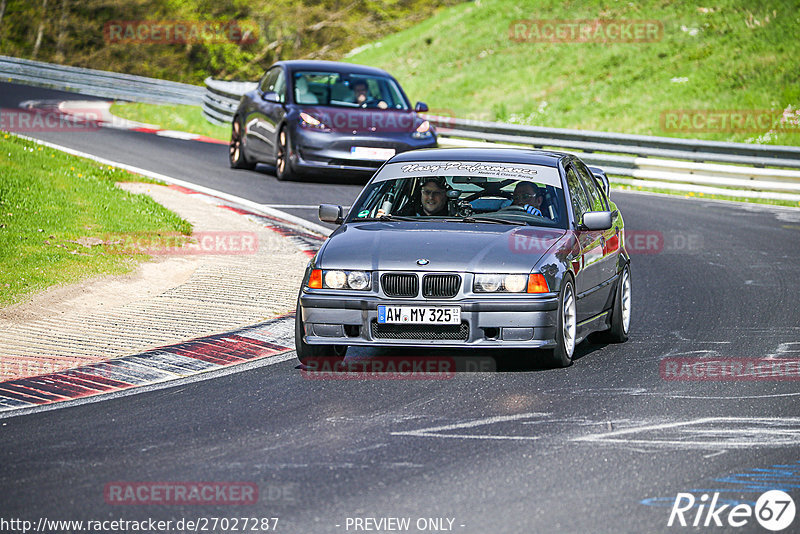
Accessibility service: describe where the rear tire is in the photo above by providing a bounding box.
[548,277,576,368]
[294,306,347,365]
[604,265,631,343]
[229,117,256,170]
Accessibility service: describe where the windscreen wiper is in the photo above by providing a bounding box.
[457,216,526,225]
[358,215,420,222]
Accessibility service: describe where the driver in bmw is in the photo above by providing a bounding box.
[417,177,450,216]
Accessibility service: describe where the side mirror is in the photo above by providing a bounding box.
[414,101,429,113]
[588,166,610,198]
[262,91,280,103]
[319,204,344,224]
[580,211,613,231]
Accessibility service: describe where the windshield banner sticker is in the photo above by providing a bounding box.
[399,162,539,176]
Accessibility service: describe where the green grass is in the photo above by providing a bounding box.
[111,1,800,147]
[347,0,800,146]
[110,103,230,141]
[0,134,192,306]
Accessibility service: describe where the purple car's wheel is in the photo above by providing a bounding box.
[275,128,295,181]
[229,117,256,170]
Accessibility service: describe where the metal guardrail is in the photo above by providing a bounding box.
[438,137,800,200]
[426,116,800,166]
[197,79,800,182]
[202,77,255,125]
[1,55,797,200]
[0,55,205,105]
[424,116,800,199]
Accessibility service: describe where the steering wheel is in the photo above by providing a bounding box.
[463,191,513,203]
[498,205,527,212]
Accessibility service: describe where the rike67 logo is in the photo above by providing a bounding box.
[668,490,795,531]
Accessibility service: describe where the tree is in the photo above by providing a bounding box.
[0,0,8,30]
[32,0,48,59]
[54,0,68,62]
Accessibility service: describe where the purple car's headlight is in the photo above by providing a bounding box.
[412,120,433,139]
[299,112,331,132]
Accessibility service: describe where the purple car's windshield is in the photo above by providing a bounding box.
[293,71,410,110]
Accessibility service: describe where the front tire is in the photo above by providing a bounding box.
[294,307,347,365]
[548,277,577,368]
[229,117,256,169]
[275,127,296,181]
[604,264,631,343]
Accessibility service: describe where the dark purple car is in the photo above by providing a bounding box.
[229,60,437,180]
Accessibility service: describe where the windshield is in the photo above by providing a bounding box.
[348,163,568,229]
[292,71,410,110]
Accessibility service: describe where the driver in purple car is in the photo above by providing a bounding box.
[511,181,544,216]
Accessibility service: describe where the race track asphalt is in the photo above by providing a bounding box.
[1,82,799,533]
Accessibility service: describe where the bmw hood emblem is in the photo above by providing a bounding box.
[416,259,430,265]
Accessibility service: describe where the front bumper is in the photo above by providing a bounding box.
[290,127,437,175]
[298,291,560,349]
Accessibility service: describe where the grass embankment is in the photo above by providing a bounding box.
[110,0,800,147]
[348,0,800,146]
[107,0,800,208]
[110,103,230,142]
[0,134,191,306]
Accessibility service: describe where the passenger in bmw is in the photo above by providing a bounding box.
[510,181,544,216]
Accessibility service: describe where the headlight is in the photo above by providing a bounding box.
[347,271,370,290]
[474,274,503,292]
[474,274,549,293]
[324,270,347,289]
[308,269,371,290]
[504,275,528,293]
[412,120,432,139]
[299,112,330,131]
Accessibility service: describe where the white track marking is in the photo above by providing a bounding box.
[573,417,800,449]
[391,412,550,440]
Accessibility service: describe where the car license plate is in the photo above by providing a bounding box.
[377,306,461,324]
[351,146,396,160]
